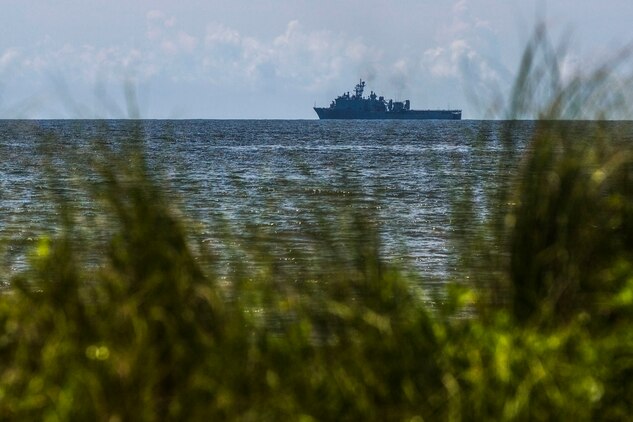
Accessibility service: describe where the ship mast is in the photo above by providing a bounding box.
[354,79,365,99]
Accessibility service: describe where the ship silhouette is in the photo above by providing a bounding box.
[314,79,461,120]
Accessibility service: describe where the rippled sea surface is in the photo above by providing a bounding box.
[0,119,559,285]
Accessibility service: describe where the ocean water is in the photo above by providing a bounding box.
[0,119,540,286]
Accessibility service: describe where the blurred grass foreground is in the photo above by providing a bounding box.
[3,33,633,420]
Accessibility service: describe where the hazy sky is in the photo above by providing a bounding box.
[1,0,632,118]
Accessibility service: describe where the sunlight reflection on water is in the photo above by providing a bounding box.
[0,119,540,289]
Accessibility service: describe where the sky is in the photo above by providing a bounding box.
[1,0,632,119]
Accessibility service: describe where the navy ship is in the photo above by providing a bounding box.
[314,79,461,120]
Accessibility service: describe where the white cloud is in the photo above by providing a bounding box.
[0,48,18,68]
[200,20,379,91]
[474,18,492,31]
[345,40,370,61]
[452,0,468,14]
[160,32,198,55]
[420,0,502,101]
[0,48,19,69]
[146,10,166,40]
[146,10,164,20]
[145,10,198,56]
[205,23,241,45]
[389,59,411,91]
[273,20,300,47]
[423,47,451,77]
[17,43,158,86]
[178,32,198,52]
[423,39,499,86]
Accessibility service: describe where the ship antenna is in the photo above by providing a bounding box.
[354,79,365,98]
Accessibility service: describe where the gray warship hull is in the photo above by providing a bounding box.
[314,79,462,120]
[314,107,461,120]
